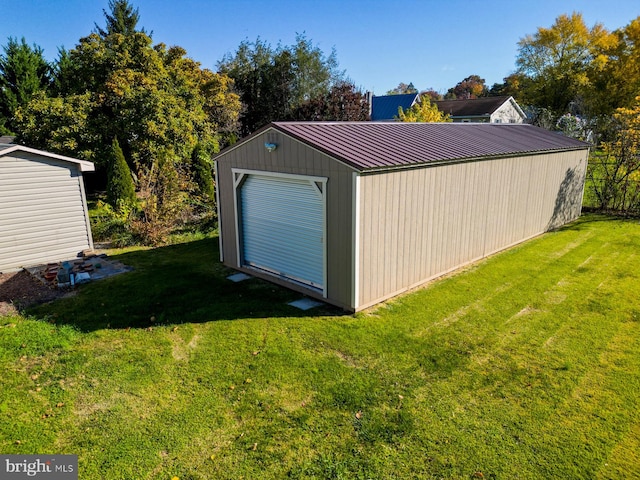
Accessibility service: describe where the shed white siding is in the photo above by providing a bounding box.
[0,151,93,272]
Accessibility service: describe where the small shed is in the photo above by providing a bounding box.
[215,122,589,312]
[0,144,95,272]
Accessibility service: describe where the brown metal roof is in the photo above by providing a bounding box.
[265,122,589,172]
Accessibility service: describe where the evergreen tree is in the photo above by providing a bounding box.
[0,37,51,133]
[50,47,75,96]
[95,0,144,37]
[106,137,136,213]
[191,142,215,205]
[219,34,344,135]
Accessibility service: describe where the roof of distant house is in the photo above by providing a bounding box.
[219,121,589,173]
[370,93,420,121]
[434,96,524,118]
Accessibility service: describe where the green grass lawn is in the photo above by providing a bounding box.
[1,214,639,479]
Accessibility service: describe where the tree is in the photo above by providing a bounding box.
[50,47,75,96]
[487,73,527,102]
[199,70,241,147]
[397,97,451,123]
[218,39,292,135]
[16,1,240,243]
[555,113,590,140]
[14,92,94,159]
[419,89,443,101]
[587,16,640,118]
[515,12,616,117]
[445,75,487,99]
[586,96,640,213]
[20,13,239,171]
[219,35,344,135]
[0,37,51,133]
[106,137,136,213]
[133,148,183,244]
[290,34,342,106]
[191,142,215,205]
[293,82,369,121]
[386,82,417,95]
[95,0,145,37]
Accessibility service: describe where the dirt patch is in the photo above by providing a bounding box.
[0,271,66,316]
[0,256,132,316]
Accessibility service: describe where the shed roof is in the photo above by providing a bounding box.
[0,144,95,172]
[370,93,420,121]
[254,122,589,172]
[434,96,522,118]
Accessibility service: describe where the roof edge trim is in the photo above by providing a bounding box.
[0,145,95,171]
[214,123,362,172]
[214,123,275,159]
[358,146,590,174]
[269,124,363,172]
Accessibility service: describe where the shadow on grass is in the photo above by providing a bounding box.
[27,214,630,332]
[553,212,637,232]
[26,237,346,332]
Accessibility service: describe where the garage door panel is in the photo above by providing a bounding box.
[239,173,326,291]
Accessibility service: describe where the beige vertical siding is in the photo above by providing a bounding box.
[0,152,93,272]
[216,128,357,310]
[356,150,588,310]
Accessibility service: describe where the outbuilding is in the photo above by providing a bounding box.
[0,144,95,272]
[215,122,589,312]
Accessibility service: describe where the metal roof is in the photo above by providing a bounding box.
[370,93,420,121]
[265,122,589,172]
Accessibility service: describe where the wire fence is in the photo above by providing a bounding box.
[583,159,640,214]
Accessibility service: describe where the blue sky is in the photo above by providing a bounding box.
[1,0,638,94]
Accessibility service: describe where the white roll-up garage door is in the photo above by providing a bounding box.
[238,172,326,293]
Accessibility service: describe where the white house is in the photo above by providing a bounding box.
[435,96,526,123]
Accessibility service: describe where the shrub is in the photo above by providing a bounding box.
[89,200,139,247]
[106,137,137,214]
[191,142,215,205]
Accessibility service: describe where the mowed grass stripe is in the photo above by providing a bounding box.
[1,214,639,479]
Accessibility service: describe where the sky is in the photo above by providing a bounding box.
[1,0,638,95]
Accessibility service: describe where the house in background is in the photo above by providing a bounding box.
[369,93,420,121]
[0,144,94,272]
[434,96,526,123]
[215,122,589,312]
